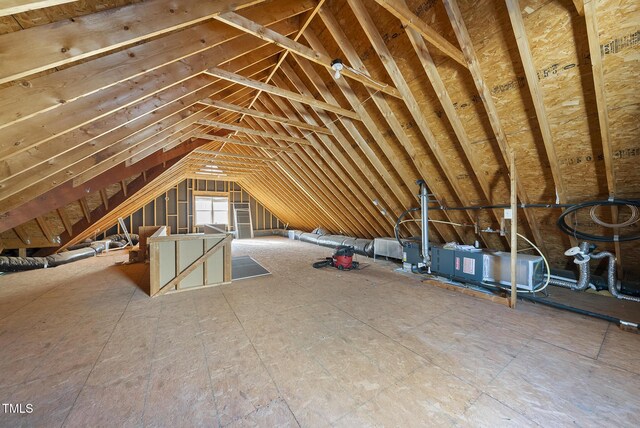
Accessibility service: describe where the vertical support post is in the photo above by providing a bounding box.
[418,180,430,268]
[510,150,518,308]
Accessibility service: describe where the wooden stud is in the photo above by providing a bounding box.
[100,189,109,210]
[510,150,518,309]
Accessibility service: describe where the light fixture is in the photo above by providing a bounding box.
[331,58,344,79]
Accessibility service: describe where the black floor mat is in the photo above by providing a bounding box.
[232,255,270,281]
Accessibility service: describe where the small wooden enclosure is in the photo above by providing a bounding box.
[148,228,232,297]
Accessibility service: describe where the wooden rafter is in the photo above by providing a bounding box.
[442,0,548,252]
[204,67,359,120]
[315,10,465,243]
[583,0,622,275]
[371,0,467,68]
[0,0,78,17]
[197,119,310,146]
[264,74,394,236]
[583,0,615,197]
[35,216,57,244]
[0,2,313,131]
[194,149,277,163]
[401,15,508,244]
[345,0,490,247]
[194,134,296,152]
[13,224,31,245]
[57,208,73,236]
[239,113,383,236]
[240,0,326,121]
[505,0,568,203]
[214,11,401,98]
[0,0,264,85]
[284,57,416,234]
[198,98,331,135]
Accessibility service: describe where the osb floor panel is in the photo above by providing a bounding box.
[0,237,638,427]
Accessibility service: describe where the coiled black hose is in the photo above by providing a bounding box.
[395,207,420,248]
[557,199,640,242]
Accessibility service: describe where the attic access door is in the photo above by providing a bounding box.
[233,203,253,239]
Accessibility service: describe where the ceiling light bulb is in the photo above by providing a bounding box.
[331,58,344,79]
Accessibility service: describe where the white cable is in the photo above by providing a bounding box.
[589,204,639,228]
[513,232,551,294]
[398,217,550,293]
[344,65,389,88]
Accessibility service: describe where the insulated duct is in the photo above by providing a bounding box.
[418,180,430,267]
[0,241,108,272]
[550,241,640,302]
[291,231,374,257]
[0,234,138,273]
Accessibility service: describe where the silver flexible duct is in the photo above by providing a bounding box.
[590,250,640,302]
[572,242,592,291]
[553,242,640,302]
[551,242,591,290]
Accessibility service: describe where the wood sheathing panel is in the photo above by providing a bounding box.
[0,0,637,276]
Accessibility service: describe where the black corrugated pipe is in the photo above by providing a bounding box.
[429,203,574,211]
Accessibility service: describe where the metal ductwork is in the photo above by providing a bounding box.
[551,241,640,302]
[0,234,139,273]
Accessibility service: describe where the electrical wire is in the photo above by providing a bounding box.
[486,231,551,294]
[589,204,639,228]
[557,199,640,242]
[397,215,550,293]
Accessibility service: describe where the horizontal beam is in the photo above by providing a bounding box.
[194,149,278,162]
[214,11,402,98]
[197,119,311,145]
[0,0,78,17]
[205,67,359,120]
[194,133,296,152]
[199,98,332,134]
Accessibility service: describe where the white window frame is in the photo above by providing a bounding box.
[194,195,229,226]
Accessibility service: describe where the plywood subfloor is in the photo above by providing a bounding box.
[0,237,639,427]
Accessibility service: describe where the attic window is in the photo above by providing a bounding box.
[195,196,228,226]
